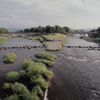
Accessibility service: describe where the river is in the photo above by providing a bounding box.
[0,35,100,100]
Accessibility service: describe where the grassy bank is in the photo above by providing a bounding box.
[0,35,11,45]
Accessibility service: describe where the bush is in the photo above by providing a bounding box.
[22,59,35,69]
[19,70,26,78]
[3,83,13,91]
[35,52,57,61]
[31,75,48,90]
[12,82,30,100]
[32,85,43,97]
[43,70,53,79]
[3,53,17,64]
[94,38,100,42]
[5,71,20,82]
[37,59,55,67]
[29,95,39,100]
[26,64,47,78]
[5,94,20,100]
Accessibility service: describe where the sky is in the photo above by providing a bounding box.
[0,0,100,29]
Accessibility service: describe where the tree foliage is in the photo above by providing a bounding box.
[0,28,9,33]
[24,25,71,34]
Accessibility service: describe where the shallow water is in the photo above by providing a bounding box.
[0,35,100,100]
[48,35,100,100]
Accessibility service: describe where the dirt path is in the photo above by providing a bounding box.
[46,41,63,50]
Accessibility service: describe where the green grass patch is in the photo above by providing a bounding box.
[5,71,20,82]
[25,36,43,43]
[32,85,43,97]
[30,75,48,90]
[37,59,55,67]
[35,52,57,61]
[19,70,26,78]
[0,36,11,45]
[3,53,17,64]
[94,38,100,42]
[42,33,65,40]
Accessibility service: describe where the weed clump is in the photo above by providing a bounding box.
[3,53,17,64]
[5,71,20,82]
[35,52,57,61]
[19,70,26,78]
[37,59,55,67]
[32,85,43,97]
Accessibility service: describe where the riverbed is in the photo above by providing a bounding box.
[0,35,100,100]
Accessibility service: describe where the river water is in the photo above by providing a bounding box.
[0,35,100,100]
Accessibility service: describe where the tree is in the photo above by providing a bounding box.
[24,28,30,32]
[97,27,100,33]
[63,26,70,32]
[91,29,96,32]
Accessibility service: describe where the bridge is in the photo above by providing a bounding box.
[66,31,97,36]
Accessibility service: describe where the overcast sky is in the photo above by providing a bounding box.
[0,0,100,29]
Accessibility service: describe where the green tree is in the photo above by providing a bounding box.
[63,26,70,32]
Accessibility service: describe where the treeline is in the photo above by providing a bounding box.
[24,25,70,34]
[90,27,100,37]
[0,28,9,33]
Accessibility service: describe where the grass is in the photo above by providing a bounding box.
[0,36,11,45]
[3,53,55,99]
[19,70,26,78]
[25,36,43,43]
[25,33,67,51]
[37,59,55,67]
[42,33,65,40]
[32,85,43,97]
[94,38,100,42]
[5,71,20,82]
[3,53,17,64]
[30,75,48,89]
[35,52,57,61]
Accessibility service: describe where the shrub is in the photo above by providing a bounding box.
[5,94,20,100]
[3,83,13,91]
[5,71,20,82]
[32,85,43,97]
[43,70,53,79]
[31,76,48,90]
[94,38,100,42]
[35,52,57,61]
[37,59,55,67]
[3,53,17,64]
[26,65,47,78]
[12,82,30,100]
[29,95,39,100]
[19,70,26,78]
[22,59,35,69]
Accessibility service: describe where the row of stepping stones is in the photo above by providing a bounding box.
[0,45,44,50]
[63,46,100,50]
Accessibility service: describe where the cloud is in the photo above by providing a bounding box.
[0,0,100,28]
